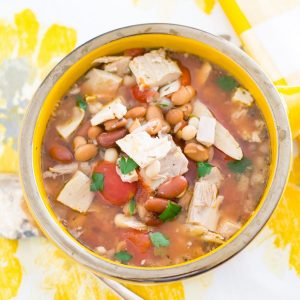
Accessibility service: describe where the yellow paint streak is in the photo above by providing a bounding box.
[36,245,118,300]
[0,20,17,63]
[37,24,77,68]
[268,183,300,274]
[125,281,185,300]
[0,238,22,299]
[14,9,39,57]
[194,0,216,14]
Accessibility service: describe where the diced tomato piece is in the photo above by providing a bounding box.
[131,85,156,103]
[123,230,151,254]
[179,64,191,86]
[124,48,145,57]
[94,161,137,206]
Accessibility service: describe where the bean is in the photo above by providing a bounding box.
[157,176,188,199]
[104,148,118,163]
[181,125,197,141]
[173,120,187,133]
[146,105,164,121]
[76,120,91,137]
[146,118,162,135]
[184,142,209,162]
[171,85,196,106]
[75,144,98,162]
[161,120,171,133]
[188,117,199,129]
[49,144,73,163]
[129,118,141,133]
[73,136,87,150]
[88,126,102,139]
[144,197,169,213]
[104,118,127,131]
[179,103,193,119]
[165,108,184,125]
[145,160,160,179]
[125,106,146,119]
[97,128,127,148]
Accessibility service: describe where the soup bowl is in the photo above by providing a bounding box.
[19,24,293,283]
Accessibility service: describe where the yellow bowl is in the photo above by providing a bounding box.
[19,24,292,283]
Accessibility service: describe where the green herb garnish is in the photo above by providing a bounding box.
[159,201,182,222]
[149,232,170,248]
[216,75,238,92]
[119,156,138,175]
[197,162,213,178]
[90,172,104,191]
[114,251,132,263]
[76,95,87,111]
[129,197,136,216]
[227,157,252,173]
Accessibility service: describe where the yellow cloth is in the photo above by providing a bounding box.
[219,0,300,137]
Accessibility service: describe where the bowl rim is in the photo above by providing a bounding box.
[19,23,292,282]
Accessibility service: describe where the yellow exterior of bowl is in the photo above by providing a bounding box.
[32,34,279,271]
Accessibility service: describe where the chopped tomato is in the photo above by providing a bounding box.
[124,48,145,57]
[179,63,191,86]
[123,230,151,253]
[131,85,156,103]
[94,161,137,206]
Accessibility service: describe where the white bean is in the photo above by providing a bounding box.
[104,148,118,163]
[145,160,161,179]
[188,117,199,129]
[182,125,197,141]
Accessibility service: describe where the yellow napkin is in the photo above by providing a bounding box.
[219,0,300,138]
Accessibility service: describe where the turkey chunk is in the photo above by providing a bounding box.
[57,171,94,213]
[196,115,216,146]
[187,181,223,232]
[232,87,254,106]
[129,49,182,89]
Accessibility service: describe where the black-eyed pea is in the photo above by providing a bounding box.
[75,144,98,162]
[146,118,162,135]
[188,117,199,129]
[146,105,164,121]
[165,108,184,125]
[171,85,196,106]
[87,126,103,139]
[181,125,197,141]
[125,106,146,119]
[73,136,87,150]
[104,148,118,163]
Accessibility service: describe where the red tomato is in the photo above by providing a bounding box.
[179,63,191,86]
[94,161,137,206]
[131,85,156,103]
[123,230,151,254]
[124,48,145,57]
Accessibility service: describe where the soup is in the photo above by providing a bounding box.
[41,47,271,267]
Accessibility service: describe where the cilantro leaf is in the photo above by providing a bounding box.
[119,156,138,175]
[159,201,182,222]
[227,157,252,173]
[197,162,213,178]
[216,75,238,92]
[129,197,136,216]
[90,173,104,192]
[76,95,87,111]
[114,251,132,263]
[149,232,170,248]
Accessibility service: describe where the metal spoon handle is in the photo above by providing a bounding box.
[96,276,143,300]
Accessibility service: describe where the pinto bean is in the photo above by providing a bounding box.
[125,106,146,119]
[74,144,98,162]
[87,126,103,139]
[97,128,127,148]
[104,118,127,131]
[171,85,196,106]
[129,118,141,133]
[144,197,169,213]
[73,136,87,150]
[184,143,209,162]
[157,176,188,199]
[179,103,193,119]
[165,108,184,125]
[146,105,164,121]
[49,144,73,163]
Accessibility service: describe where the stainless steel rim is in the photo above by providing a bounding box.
[19,23,292,282]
